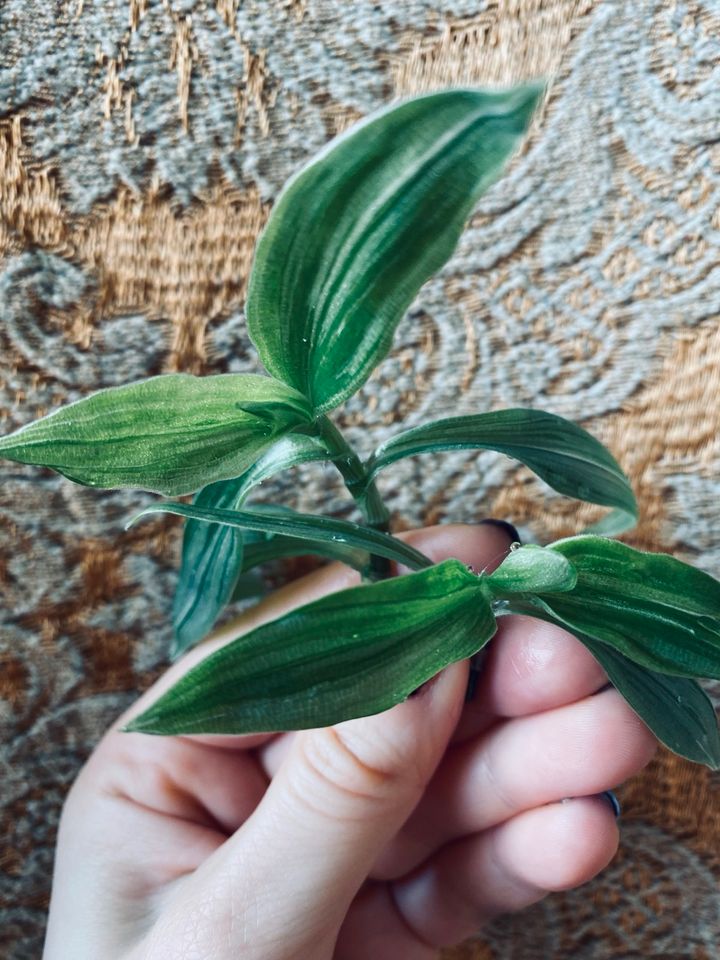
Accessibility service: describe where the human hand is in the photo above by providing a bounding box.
[43,523,656,960]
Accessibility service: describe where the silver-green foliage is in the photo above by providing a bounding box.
[1,87,718,766]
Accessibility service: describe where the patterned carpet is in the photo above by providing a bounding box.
[1,1,719,956]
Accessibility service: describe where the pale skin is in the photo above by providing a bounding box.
[44,523,657,959]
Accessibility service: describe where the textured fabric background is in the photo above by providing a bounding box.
[1,0,719,956]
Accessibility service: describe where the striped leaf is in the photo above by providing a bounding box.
[247,86,541,412]
[172,435,331,656]
[534,537,720,680]
[133,501,433,574]
[126,560,495,734]
[0,374,312,496]
[368,410,637,534]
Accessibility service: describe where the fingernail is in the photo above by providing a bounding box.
[478,519,522,544]
[560,792,621,819]
[599,789,621,819]
[464,649,488,702]
[464,669,479,702]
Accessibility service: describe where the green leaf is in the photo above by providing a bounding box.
[486,544,577,597]
[133,501,433,573]
[172,434,331,656]
[368,409,638,533]
[240,535,369,577]
[232,530,370,604]
[172,481,244,658]
[230,572,268,603]
[578,636,720,769]
[247,86,541,413]
[236,505,373,576]
[230,433,331,503]
[533,536,720,679]
[500,599,720,769]
[0,374,313,496]
[125,559,496,734]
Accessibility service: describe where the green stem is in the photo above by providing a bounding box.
[316,415,392,578]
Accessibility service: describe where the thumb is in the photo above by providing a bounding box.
[189,660,469,956]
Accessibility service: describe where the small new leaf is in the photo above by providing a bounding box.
[0,374,312,496]
[368,409,638,533]
[247,86,541,412]
[126,559,495,734]
[487,544,577,598]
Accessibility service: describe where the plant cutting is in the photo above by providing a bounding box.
[1,85,719,769]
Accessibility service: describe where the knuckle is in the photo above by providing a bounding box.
[586,690,658,770]
[479,736,520,816]
[291,727,408,821]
